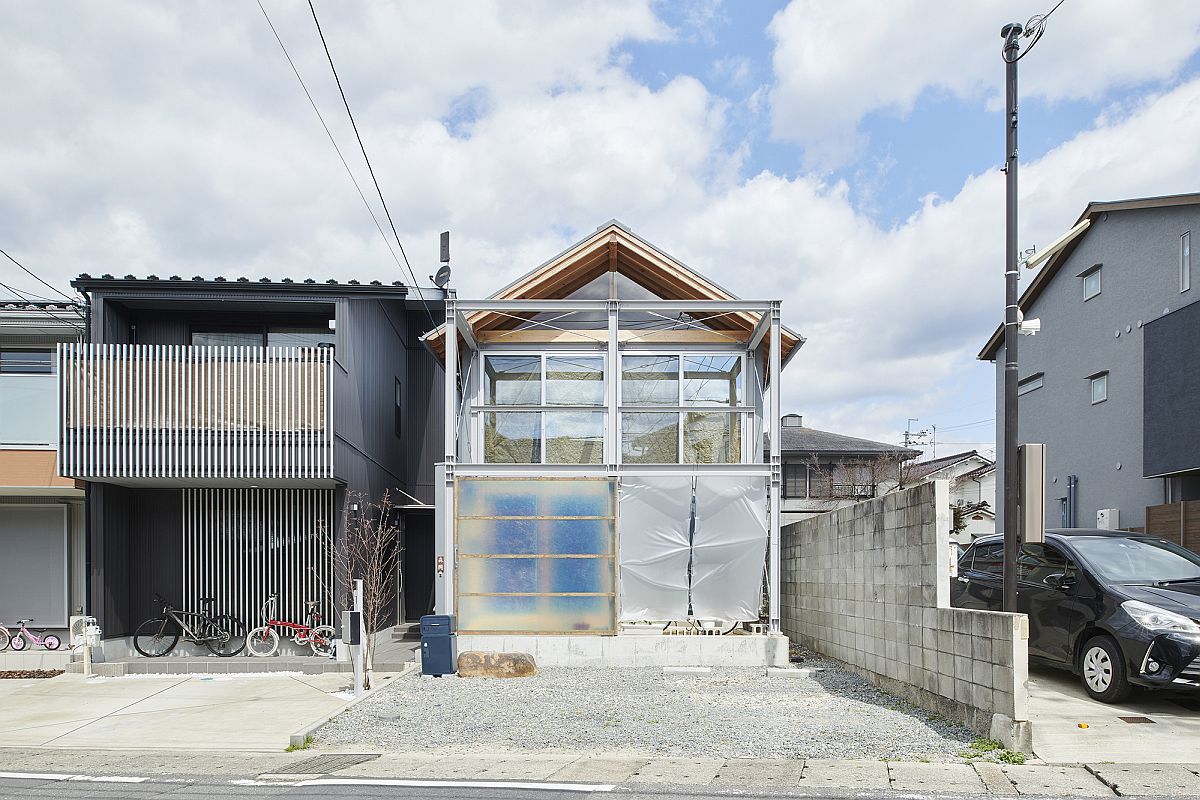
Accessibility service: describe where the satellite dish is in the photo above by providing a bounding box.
[433,265,451,288]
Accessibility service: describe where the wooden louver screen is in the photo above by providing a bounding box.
[58,343,333,480]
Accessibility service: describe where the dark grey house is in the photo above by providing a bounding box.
[979,193,1200,531]
[778,414,918,524]
[58,275,444,642]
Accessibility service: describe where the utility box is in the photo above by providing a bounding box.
[420,614,456,677]
[341,610,361,646]
[1019,443,1047,544]
[1097,508,1120,530]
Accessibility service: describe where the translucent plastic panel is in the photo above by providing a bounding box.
[683,412,742,464]
[621,412,679,464]
[458,594,615,633]
[545,356,604,405]
[458,556,614,594]
[683,355,742,406]
[545,411,605,464]
[621,355,678,405]
[485,355,541,405]
[457,518,615,555]
[0,375,57,445]
[484,411,541,463]
[457,478,615,518]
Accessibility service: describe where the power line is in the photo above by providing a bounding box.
[306,0,438,330]
[255,2,414,295]
[0,279,84,331]
[0,247,75,303]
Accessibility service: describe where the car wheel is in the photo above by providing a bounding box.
[1080,635,1132,703]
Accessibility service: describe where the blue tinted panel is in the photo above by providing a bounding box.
[458,557,613,594]
[458,594,615,633]
[457,518,613,555]
[457,478,614,517]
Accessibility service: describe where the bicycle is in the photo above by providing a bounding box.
[5,620,61,651]
[133,594,246,657]
[246,593,335,658]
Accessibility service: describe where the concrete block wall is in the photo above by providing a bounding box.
[781,480,1031,749]
[456,634,789,668]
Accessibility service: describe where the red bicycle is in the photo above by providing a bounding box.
[246,594,335,658]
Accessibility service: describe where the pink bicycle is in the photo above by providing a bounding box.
[5,619,61,651]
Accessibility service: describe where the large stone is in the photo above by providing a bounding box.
[456,650,538,678]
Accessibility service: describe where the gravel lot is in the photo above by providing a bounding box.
[318,654,975,760]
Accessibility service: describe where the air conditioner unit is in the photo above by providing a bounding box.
[1097,508,1120,530]
[69,615,90,650]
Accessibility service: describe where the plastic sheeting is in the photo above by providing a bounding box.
[617,475,768,622]
[691,476,768,620]
[617,477,693,621]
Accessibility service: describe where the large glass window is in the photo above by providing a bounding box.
[621,412,679,464]
[683,355,742,405]
[621,355,678,405]
[480,353,606,464]
[619,353,745,464]
[267,327,335,347]
[782,463,807,498]
[545,356,604,405]
[191,329,263,347]
[485,355,541,405]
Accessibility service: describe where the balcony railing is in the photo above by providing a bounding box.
[58,344,332,481]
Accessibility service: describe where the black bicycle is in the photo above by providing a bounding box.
[133,594,246,657]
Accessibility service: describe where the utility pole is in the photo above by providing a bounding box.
[1001,22,1023,615]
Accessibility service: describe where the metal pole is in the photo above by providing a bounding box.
[353,578,364,696]
[1001,22,1023,614]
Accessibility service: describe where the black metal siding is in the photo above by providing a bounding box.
[1144,300,1200,477]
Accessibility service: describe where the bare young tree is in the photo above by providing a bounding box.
[803,454,905,510]
[336,490,401,689]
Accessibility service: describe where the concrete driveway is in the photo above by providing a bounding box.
[1029,665,1200,763]
[0,671,378,751]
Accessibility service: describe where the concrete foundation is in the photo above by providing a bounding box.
[454,633,789,667]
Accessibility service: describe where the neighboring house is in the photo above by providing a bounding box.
[980,193,1200,532]
[423,221,803,650]
[907,450,996,543]
[777,414,918,525]
[57,275,444,644]
[1,301,85,647]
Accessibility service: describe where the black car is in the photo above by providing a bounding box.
[952,529,1200,702]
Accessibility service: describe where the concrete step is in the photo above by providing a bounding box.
[391,623,421,642]
[64,657,413,677]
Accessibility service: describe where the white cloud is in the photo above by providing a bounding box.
[767,0,1200,166]
[2,1,1200,448]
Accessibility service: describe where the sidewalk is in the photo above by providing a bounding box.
[3,747,1200,796]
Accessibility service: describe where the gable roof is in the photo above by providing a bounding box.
[979,192,1200,360]
[778,425,919,458]
[908,450,991,481]
[423,221,804,363]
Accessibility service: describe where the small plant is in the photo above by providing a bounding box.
[285,734,315,752]
[959,738,1024,764]
[996,749,1026,765]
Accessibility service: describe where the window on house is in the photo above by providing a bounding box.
[1080,265,1102,300]
[1017,372,1044,396]
[191,329,263,347]
[394,379,403,439]
[619,353,745,465]
[782,463,807,498]
[0,348,54,374]
[1183,232,1192,293]
[1089,372,1108,404]
[267,327,335,348]
[481,353,606,464]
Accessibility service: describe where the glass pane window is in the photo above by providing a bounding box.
[485,355,541,405]
[683,355,742,405]
[621,412,679,464]
[0,349,54,374]
[267,327,335,347]
[545,411,605,465]
[545,356,604,405]
[484,411,541,463]
[191,330,263,347]
[621,355,678,405]
[684,412,741,464]
[1182,231,1191,293]
[1090,373,1108,404]
[782,463,807,498]
[1082,268,1101,300]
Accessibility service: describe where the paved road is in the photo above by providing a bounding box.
[0,776,1047,800]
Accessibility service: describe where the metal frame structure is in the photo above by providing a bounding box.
[438,295,785,633]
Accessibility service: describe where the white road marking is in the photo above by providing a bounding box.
[233,777,615,792]
[0,772,150,783]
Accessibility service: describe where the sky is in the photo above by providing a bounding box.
[3,0,1200,459]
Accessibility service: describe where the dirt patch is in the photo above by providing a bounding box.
[0,669,65,679]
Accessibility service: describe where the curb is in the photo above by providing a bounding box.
[288,662,418,748]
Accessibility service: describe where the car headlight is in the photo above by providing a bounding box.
[1122,600,1200,633]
